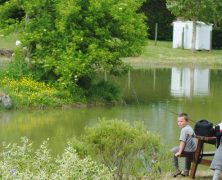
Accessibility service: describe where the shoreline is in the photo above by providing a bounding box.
[123,56,222,69]
[123,40,222,69]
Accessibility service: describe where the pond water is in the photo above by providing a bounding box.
[1,67,222,155]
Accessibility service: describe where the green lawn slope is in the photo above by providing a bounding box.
[124,40,222,69]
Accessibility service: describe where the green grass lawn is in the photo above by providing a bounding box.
[124,40,222,69]
[1,35,222,69]
[0,33,19,50]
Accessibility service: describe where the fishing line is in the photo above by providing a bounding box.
[128,70,196,125]
[160,106,196,124]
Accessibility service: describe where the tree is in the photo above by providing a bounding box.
[0,0,147,94]
[141,0,175,41]
[166,0,215,51]
[0,0,9,5]
[211,1,222,27]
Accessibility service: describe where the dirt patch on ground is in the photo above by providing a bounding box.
[161,170,215,180]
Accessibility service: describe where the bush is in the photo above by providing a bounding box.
[87,80,122,104]
[0,76,72,107]
[0,49,31,79]
[0,0,147,93]
[71,119,172,179]
[0,137,112,179]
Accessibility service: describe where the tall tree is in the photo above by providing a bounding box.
[166,0,215,51]
[211,1,222,27]
[141,0,175,41]
[0,0,147,93]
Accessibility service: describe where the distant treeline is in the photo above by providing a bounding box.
[212,28,222,49]
[140,0,175,41]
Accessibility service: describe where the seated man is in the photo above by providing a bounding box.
[171,113,197,177]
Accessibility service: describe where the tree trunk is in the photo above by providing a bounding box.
[191,20,197,52]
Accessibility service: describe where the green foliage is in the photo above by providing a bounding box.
[0,0,147,96]
[140,0,175,41]
[0,49,31,79]
[0,49,75,108]
[87,80,122,103]
[212,28,222,49]
[0,76,72,107]
[52,146,113,179]
[166,0,216,22]
[70,119,171,179]
[0,137,112,179]
[211,1,222,27]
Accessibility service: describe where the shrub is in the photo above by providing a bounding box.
[0,49,31,79]
[0,137,112,179]
[71,119,171,179]
[87,80,122,103]
[0,0,147,93]
[52,145,112,180]
[0,76,71,107]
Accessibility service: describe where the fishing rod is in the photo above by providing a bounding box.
[128,70,196,124]
[161,106,196,124]
[131,85,196,124]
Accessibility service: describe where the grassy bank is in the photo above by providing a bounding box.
[2,35,222,69]
[0,33,18,50]
[123,40,222,69]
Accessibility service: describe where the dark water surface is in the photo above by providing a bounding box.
[1,67,222,154]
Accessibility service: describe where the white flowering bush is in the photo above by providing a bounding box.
[0,137,112,179]
[52,145,112,179]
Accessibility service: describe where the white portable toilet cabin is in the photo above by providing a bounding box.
[173,21,213,50]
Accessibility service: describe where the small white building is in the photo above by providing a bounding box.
[173,21,213,50]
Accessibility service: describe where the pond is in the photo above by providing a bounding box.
[1,67,222,155]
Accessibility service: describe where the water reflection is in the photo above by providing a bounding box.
[1,67,222,155]
[0,112,12,123]
[171,67,210,97]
